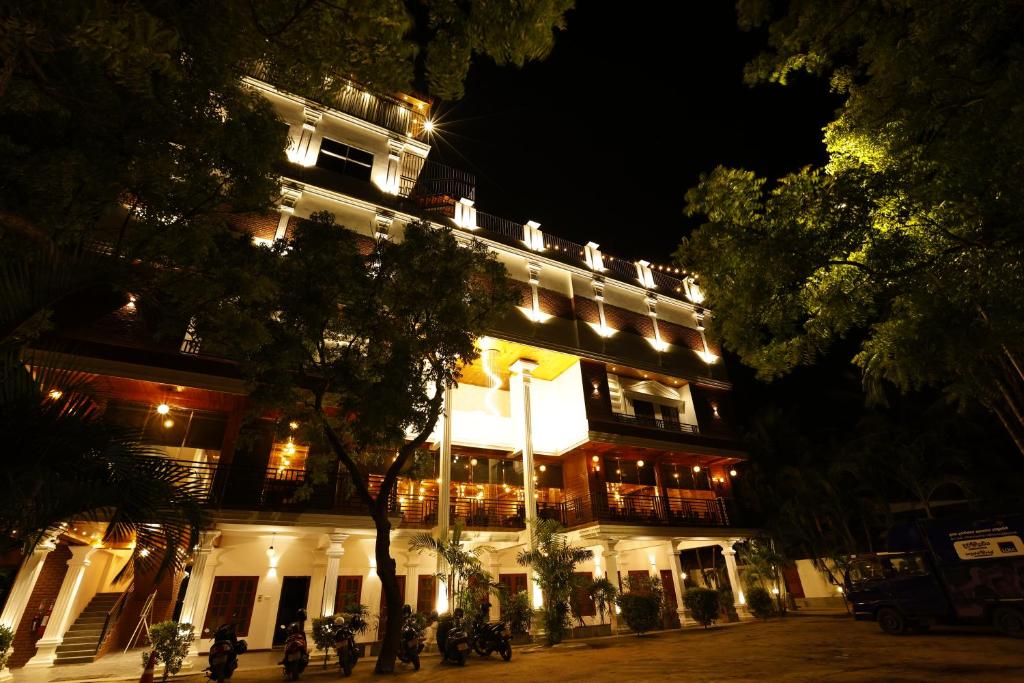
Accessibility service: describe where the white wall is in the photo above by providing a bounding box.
[531,361,588,455]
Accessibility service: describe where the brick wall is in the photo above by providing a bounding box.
[9,543,72,669]
[573,296,600,325]
[658,320,704,352]
[537,287,572,319]
[602,302,655,339]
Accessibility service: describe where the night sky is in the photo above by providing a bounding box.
[428,2,840,263]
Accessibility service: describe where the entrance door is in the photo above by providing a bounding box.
[273,576,311,645]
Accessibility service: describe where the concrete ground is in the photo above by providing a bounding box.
[13,611,1024,682]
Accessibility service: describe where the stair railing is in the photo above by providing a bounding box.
[95,582,134,655]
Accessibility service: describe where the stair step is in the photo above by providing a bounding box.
[55,656,97,665]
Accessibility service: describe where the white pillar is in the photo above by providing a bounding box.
[720,541,746,613]
[511,359,541,613]
[24,545,96,668]
[179,531,220,629]
[665,541,687,626]
[384,138,404,195]
[0,538,57,680]
[489,557,502,621]
[306,555,326,640]
[405,558,420,615]
[436,384,453,613]
[321,531,348,617]
[602,544,621,632]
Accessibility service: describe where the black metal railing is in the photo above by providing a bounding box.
[410,160,476,202]
[246,62,427,136]
[595,494,731,527]
[95,583,133,655]
[609,412,699,434]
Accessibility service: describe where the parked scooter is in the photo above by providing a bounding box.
[442,608,471,666]
[280,622,309,680]
[332,614,365,677]
[470,603,513,661]
[396,605,425,671]
[205,623,248,682]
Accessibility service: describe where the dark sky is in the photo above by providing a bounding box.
[427,2,839,264]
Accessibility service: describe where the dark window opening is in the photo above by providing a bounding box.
[316,138,373,182]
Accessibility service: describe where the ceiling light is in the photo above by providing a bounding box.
[156,403,170,415]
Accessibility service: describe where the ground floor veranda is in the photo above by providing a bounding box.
[0,517,755,677]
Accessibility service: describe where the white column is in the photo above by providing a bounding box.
[666,541,687,626]
[320,531,348,617]
[306,553,326,640]
[0,538,57,680]
[720,541,746,613]
[405,558,420,615]
[436,384,453,613]
[179,531,220,629]
[602,543,621,632]
[24,546,96,668]
[384,138,404,195]
[511,359,541,612]
[489,557,502,621]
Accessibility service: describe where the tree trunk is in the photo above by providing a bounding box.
[372,514,404,674]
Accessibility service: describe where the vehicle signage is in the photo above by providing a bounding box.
[953,535,1023,561]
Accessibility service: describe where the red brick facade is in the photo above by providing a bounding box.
[658,320,704,352]
[9,543,72,669]
[602,302,655,339]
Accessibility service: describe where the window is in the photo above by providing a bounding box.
[571,572,596,617]
[416,575,435,615]
[632,400,655,422]
[335,575,363,614]
[203,577,258,637]
[661,405,680,427]
[316,138,373,182]
[888,554,930,577]
[498,573,528,596]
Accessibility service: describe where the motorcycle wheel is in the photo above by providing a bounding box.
[473,638,490,657]
[500,642,512,662]
[289,670,299,681]
[456,651,466,666]
[341,660,352,677]
[411,652,420,671]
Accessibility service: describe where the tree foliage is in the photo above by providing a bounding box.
[516,519,593,645]
[678,0,1024,454]
[143,621,194,682]
[682,587,720,629]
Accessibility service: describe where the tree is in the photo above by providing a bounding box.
[682,587,720,629]
[516,519,593,645]
[143,621,194,682]
[0,249,205,577]
[0,1,572,256]
[205,215,515,673]
[677,0,1024,455]
[409,522,496,623]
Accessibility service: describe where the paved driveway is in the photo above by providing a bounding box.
[19,613,1024,682]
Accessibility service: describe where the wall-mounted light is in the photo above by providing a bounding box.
[156,403,170,415]
[163,418,175,429]
[692,465,701,473]
[539,464,547,472]
[729,469,738,477]
[637,460,645,468]
[266,532,277,558]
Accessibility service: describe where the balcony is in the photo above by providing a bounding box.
[608,412,699,434]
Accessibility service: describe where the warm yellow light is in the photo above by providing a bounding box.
[470,458,478,467]
[163,418,175,428]
[418,495,425,502]
[423,119,434,133]
[435,477,442,484]
[591,455,599,463]
[636,460,644,468]
[156,403,170,415]
[729,469,738,477]
[476,492,483,500]
[539,464,546,472]
[772,587,780,595]
[673,472,679,479]
[289,421,299,430]
[693,465,701,473]
[139,548,150,558]
[47,389,63,400]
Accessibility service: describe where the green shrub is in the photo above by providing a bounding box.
[499,589,533,635]
[310,617,334,666]
[746,586,775,619]
[143,621,194,682]
[0,624,13,670]
[683,587,720,628]
[616,591,661,635]
[717,587,738,621]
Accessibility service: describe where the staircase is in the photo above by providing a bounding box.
[54,592,122,665]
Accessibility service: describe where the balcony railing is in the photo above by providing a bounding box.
[609,412,699,434]
[181,461,737,529]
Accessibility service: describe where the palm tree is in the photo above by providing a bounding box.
[1,354,207,578]
[0,245,206,578]
[408,522,495,616]
[516,519,593,645]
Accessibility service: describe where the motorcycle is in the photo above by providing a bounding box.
[332,614,365,677]
[205,623,248,682]
[280,622,309,680]
[470,605,513,661]
[396,605,425,671]
[441,608,471,666]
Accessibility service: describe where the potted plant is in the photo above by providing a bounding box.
[0,624,14,672]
